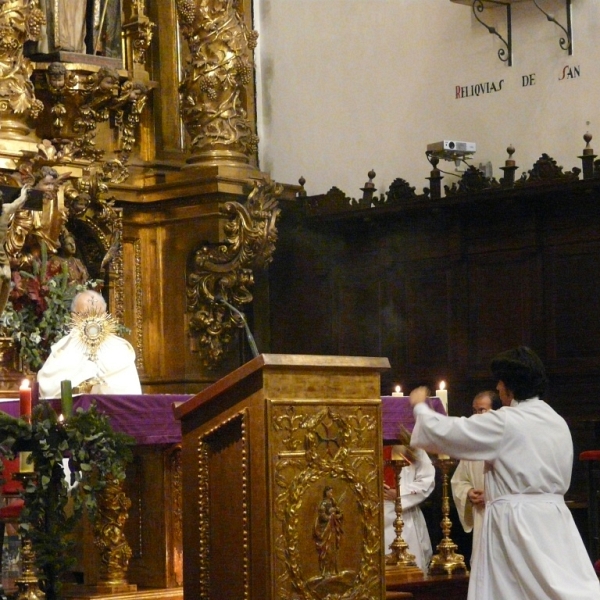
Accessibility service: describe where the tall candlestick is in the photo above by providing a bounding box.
[61,380,73,418]
[436,380,448,414]
[19,379,31,420]
[392,385,403,397]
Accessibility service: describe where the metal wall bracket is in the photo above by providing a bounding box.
[471,0,512,66]
[532,0,572,55]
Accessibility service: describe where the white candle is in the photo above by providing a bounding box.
[436,380,448,414]
[391,385,403,397]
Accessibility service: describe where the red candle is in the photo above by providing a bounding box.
[19,379,32,419]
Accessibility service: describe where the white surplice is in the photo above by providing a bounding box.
[451,459,485,568]
[412,398,600,600]
[38,331,142,399]
[384,447,435,570]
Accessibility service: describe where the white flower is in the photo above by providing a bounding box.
[48,279,57,288]
[31,333,41,344]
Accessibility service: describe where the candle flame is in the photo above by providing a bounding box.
[439,380,446,391]
[395,385,402,394]
[20,379,30,390]
[58,414,64,423]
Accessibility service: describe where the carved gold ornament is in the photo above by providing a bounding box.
[70,308,118,362]
[272,405,381,599]
[186,179,282,366]
[93,474,133,586]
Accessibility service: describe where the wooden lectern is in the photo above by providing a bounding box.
[174,354,390,600]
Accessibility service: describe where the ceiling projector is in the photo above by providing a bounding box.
[427,140,476,161]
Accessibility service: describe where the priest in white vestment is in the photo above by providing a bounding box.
[450,390,501,569]
[383,445,435,570]
[37,290,141,398]
[410,346,600,600]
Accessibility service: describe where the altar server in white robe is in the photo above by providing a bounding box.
[410,346,600,600]
[38,290,141,398]
[451,390,501,569]
[383,445,435,570]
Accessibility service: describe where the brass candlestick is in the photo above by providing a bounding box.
[428,455,468,577]
[14,537,45,600]
[13,473,45,600]
[385,454,424,583]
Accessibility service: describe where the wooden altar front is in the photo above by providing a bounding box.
[174,353,390,600]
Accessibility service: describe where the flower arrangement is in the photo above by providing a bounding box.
[0,401,134,600]
[0,248,101,374]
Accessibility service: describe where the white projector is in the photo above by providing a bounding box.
[427,140,477,156]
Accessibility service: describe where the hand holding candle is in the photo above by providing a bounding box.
[19,379,31,420]
[436,380,448,414]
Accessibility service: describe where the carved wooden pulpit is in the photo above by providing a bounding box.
[174,353,390,600]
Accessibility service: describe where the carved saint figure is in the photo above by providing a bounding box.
[313,486,344,577]
[37,0,122,57]
[47,230,90,286]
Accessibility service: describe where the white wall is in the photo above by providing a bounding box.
[255,0,600,196]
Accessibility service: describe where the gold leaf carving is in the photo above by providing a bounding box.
[272,405,381,599]
[186,178,281,366]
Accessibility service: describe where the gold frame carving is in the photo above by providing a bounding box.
[272,405,381,599]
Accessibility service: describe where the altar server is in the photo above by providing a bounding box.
[383,445,435,570]
[410,346,600,600]
[38,290,141,398]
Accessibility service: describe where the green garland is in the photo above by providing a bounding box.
[0,402,134,600]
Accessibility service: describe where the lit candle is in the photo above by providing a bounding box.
[61,380,73,419]
[436,380,448,414]
[392,385,403,397]
[19,379,31,420]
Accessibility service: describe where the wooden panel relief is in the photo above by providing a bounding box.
[197,412,249,600]
[271,402,382,600]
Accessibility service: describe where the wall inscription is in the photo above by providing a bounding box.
[455,65,581,98]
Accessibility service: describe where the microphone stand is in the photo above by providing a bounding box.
[215,296,259,359]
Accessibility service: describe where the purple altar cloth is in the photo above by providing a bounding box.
[0,394,443,446]
[381,396,446,442]
[0,395,193,446]
[71,395,192,445]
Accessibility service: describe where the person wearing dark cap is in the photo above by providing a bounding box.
[409,346,600,600]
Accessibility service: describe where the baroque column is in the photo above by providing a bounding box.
[175,0,259,169]
[0,0,45,162]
